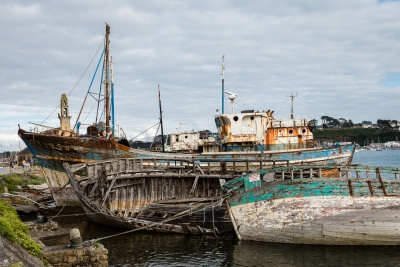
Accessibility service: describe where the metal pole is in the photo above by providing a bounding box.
[159,84,165,153]
[221,55,225,114]
[111,57,115,137]
[287,92,298,119]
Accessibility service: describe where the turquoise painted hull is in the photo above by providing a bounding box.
[224,168,400,245]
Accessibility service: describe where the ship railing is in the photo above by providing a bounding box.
[260,164,400,181]
[72,157,291,179]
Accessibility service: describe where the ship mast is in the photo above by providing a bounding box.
[104,23,111,136]
[221,55,225,114]
[287,92,297,119]
[111,56,115,137]
[158,84,165,152]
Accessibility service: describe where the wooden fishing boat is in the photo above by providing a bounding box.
[223,165,400,245]
[63,157,290,234]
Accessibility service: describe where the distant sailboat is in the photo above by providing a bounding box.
[377,136,382,151]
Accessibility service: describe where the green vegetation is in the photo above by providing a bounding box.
[320,116,354,128]
[314,128,400,145]
[0,200,43,258]
[0,173,46,194]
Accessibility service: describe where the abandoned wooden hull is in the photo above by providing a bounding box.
[224,166,400,245]
[63,158,237,234]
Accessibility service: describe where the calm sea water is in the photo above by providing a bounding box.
[45,150,400,266]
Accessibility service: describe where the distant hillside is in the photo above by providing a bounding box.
[313,128,400,145]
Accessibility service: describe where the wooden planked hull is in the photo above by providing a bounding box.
[64,158,236,234]
[230,196,400,245]
[224,166,400,245]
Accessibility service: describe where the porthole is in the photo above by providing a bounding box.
[302,129,306,133]
[233,116,239,121]
[250,116,254,120]
[185,135,188,138]
[289,129,293,134]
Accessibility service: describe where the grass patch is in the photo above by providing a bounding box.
[0,200,43,258]
[0,173,46,194]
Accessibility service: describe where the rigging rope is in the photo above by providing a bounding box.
[32,38,105,132]
[130,122,160,141]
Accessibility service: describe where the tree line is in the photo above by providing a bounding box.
[320,116,354,128]
[320,116,398,129]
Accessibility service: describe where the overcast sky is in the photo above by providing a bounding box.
[1,0,400,151]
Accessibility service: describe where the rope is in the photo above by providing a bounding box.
[129,122,160,141]
[47,198,69,220]
[32,39,104,131]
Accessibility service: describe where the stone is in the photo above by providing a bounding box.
[70,228,81,239]
[43,254,61,264]
[90,256,98,262]
[75,250,84,257]
[11,204,39,213]
[98,255,107,261]
[66,255,77,263]
[64,251,74,257]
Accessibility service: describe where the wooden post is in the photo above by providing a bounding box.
[376,168,387,196]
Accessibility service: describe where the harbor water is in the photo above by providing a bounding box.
[45,149,400,266]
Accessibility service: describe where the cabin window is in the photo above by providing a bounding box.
[289,129,293,134]
[298,135,302,138]
[302,129,306,133]
[233,116,239,122]
[176,138,178,142]
[250,116,254,120]
[185,135,188,139]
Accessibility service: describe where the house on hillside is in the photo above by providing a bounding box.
[362,121,373,128]
[390,120,400,130]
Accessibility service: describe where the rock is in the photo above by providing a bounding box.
[11,204,39,213]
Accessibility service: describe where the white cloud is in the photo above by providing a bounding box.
[1,0,400,145]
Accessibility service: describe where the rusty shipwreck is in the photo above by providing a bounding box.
[18,24,132,206]
[223,164,400,245]
[18,26,354,207]
[130,57,355,164]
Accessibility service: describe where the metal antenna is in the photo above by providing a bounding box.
[287,92,298,119]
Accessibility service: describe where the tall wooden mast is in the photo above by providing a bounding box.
[104,23,111,135]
